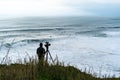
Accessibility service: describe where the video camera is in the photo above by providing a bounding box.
[44,42,51,51]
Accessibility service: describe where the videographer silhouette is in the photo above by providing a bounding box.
[37,43,45,61]
[37,42,54,63]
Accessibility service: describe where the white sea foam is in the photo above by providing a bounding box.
[50,36,120,77]
[102,31,120,37]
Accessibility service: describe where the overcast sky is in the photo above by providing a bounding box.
[0,0,120,17]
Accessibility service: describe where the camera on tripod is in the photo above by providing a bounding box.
[44,41,54,63]
[44,42,51,51]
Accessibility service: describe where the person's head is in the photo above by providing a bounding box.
[39,43,43,47]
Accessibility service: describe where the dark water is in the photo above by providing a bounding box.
[0,17,120,41]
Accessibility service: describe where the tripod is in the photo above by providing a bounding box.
[45,50,54,63]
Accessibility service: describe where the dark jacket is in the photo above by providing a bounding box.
[37,47,45,60]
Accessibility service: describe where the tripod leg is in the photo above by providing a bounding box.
[45,52,48,62]
[48,51,54,63]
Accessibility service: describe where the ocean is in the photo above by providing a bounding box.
[0,17,120,77]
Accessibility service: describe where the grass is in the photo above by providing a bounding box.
[0,57,120,80]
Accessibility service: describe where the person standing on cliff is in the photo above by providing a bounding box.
[37,43,46,61]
